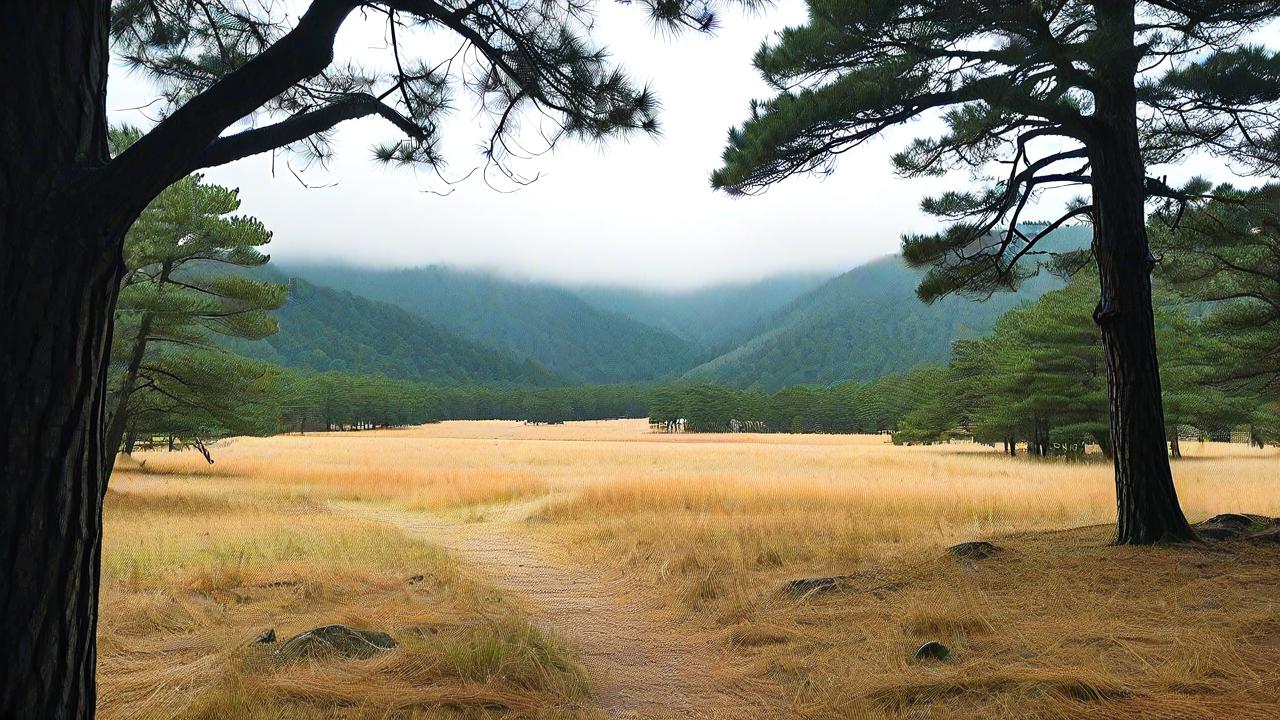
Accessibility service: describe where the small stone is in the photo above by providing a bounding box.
[914,641,950,661]
[783,575,853,595]
[948,541,1000,559]
[254,628,276,644]
[407,574,425,585]
[274,625,396,663]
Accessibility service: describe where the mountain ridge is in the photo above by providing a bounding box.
[681,226,1092,390]
[225,272,567,386]
[274,263,700,384]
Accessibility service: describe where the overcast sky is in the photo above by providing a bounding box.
[106,1,1254,291]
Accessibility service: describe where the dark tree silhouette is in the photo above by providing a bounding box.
[711,1,1280,545]
[0,1,751,716]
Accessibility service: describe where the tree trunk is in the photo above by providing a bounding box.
[1,3,122,716]
[1169,426,1182,459]
[103,311,154,473]
[1090,4,1193,544]
[0,231,123,717]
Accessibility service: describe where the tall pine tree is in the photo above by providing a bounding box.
[712,1,1280,544]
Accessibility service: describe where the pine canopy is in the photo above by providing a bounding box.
[711,0,1280,300]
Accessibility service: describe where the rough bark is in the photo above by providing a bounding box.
[1089,3,1194,545]
[0,231,121,719]
[0,2,123,717]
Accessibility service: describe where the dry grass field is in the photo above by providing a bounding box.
[104,420,1280,719]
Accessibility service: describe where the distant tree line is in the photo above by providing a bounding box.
[647,369,946,435]
[274,373,649,433]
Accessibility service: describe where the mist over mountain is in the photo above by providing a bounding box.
[570,273,832,353]
[233,226,1092,390]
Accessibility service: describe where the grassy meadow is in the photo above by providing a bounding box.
[104,420,1280,719]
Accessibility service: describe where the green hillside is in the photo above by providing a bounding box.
[279,263,699,384]
[227,277,566,386]
[683,227,1092,391]
[571,273,831,353]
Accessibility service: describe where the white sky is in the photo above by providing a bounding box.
[106,1,1263,291]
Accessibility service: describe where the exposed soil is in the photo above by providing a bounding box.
[341,499,787,719]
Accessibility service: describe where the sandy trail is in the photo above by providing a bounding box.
[341,498,784,719]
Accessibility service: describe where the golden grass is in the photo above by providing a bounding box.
[128,432,549,509]
[108,420,1280,719]
[98,474,590,719]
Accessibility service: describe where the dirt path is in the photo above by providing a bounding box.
[340,498,784,719]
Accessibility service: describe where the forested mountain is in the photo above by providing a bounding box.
[683,227,1091,391]
[260,227,1088,390]
[571,273,831,353]
[227,277,566,386]
[278,263,699,383]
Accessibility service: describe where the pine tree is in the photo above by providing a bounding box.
[949,272,1254,457]
[106,173,285,465]
[711,1,1280,544]
[1003,281,1108,457]
[1151,183,1280,404]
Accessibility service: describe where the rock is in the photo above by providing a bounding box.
[407,574,425,585]
[1197,524,1245,540]
[914,641,950,661]
[1195,514,1273,540]
[948,541,1000,559]
[1200,513,1253,529]
[254,628,276,644]
[274,625,396,663]
[783,575,854,595]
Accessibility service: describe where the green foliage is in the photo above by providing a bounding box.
[108,173,285,450]
[646,366,946,435]
[713,1,1280,299]
[1152,183,1280,403]
[274,373,648,431]
[123,349,280,441]
[891,269,1267,452]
